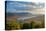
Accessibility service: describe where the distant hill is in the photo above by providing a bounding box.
[6,12,32,17]
[16,15,44,23]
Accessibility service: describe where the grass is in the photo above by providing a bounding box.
[5,15,45,30]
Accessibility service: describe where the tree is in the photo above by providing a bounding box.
[22,23,32,29]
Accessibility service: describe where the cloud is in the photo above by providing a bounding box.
[7,1,44,14]
[30,8,45,14]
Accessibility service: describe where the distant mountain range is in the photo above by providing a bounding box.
[6,12,32,16]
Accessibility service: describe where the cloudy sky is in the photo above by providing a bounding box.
[6,1,44,14]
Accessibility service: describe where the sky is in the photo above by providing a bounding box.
[6,1,44,14]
